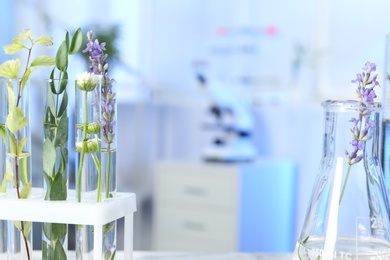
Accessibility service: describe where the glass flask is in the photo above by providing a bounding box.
[293,100,390,259]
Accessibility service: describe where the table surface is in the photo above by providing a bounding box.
[32,251,292,260]
[132,252,292,260]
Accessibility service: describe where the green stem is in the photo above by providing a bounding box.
[91,152,102,202]
[77,91,89,202]
[339,164,352,205]
[105,144,112,199]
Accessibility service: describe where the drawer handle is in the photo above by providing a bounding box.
[182,220,205,231]
[184,186,206,197]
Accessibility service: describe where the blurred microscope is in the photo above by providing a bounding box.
[194,62,258,162]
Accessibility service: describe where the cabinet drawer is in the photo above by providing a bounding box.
[154,206,236,250]
[156,162,237,208]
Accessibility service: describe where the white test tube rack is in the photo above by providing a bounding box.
[0,188,137,260]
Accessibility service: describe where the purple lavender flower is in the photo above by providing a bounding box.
[83,30,116,144]
[345,61,379,165]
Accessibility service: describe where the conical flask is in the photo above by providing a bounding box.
[293,100,390,259]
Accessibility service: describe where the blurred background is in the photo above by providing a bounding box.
[1,0,390,253]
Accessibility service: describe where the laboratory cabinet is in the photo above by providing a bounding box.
[152,159,296,252]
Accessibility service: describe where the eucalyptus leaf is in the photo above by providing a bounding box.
[69,28,83,55]
[49,173,67,200]
[57,90,68,118]
[43,171,52,200]
[43,138,56,178]
[47,87,57,120]
[54,241,67,260]
[58,72,68,94]
[57,147,68,176]
[55,116,68,147]
[49,68,56,91]
[42,240,54,260]
[43,222,67,241]
[55,41,68,72]
[44,106,57,129]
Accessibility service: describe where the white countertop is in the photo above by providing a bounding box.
[132,252,292,260]
[33,251,292,259]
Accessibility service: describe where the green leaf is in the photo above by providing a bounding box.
[55,115,68,147]
[69,28,83,55]
[47,87,57,120]
[43,138,56,178]
[50,173,67,200]
[6,107,28,135]
[55,41,68,71]
[58,72,68,94]
[43,171,52,199]
[3,39,24,54]
[35,36,53,46]
[31,55,55,67]
[43,222,67,241]
[57,147,68,176]
[42,240,54,260]
[54,240,67,260]
[0,59,20,79]
[20,183,31,198]
[57,90,68,118]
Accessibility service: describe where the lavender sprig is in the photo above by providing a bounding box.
[340,62,379,205]
[83,30,116,145]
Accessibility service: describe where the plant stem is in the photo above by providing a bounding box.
[91,152,102,202]
[77,91,89,202]
[105,144,112,199]
[339,164,352,205]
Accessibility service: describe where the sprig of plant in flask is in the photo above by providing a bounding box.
[83,30,116,200]
[340,62,380,205]
[75,72,102,203]
[0,28,55,260]
[42,28,82,260]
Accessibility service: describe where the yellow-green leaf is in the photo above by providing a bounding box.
[20,67,35,90]
[23,221,32,237]
[5,161,14,183]
[17,137,28,154]
[31,55,55,67]
[4,39,24,54]
[35,36,53,46]
[20,183,31,199]
[18,29,31,40]
[7,82,16,111]
[0,59,20,79]
[6,107,28,135]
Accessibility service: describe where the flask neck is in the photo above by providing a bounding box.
[322,101,382,164]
